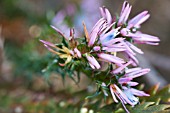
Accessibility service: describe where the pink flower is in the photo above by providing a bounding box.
[125,68,150,79]
[118,75,139,87]
[118,1,150,29]
[129,88,150,97]
[93,46,101,51]
[110,84,137,113]
[125,67,141,73]
[101,37,124,46]
[123,87,150,97]
[40,40,56,48]
[127,81,139,87]
[125,41,144,54]
[74,48,82,58]
[124,53,138,67]
[101,38,127,53]
[121,88,139,106]
[102,46,126,52]
[127,11,150,29]
[133,32,160,45]
[118,1,132,26]
[86,54,101,69]
[121,28,160,45]
[120,39,145,66]
[118,77,133,84]
[98,53,125,66]
[100,22,115,35]
[100,7,112,25]
[109,84,119,103]
[99,28,120,44]
[110,84,149,113]
[112,60,132,74]
[88,18,106,46]
[121,40,136,55]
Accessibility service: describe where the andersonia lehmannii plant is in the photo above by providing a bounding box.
[40,1,160,112]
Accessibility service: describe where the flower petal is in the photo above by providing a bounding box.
[98,53,125,65]
[128,11,150,29]
[131,88,150,96]
[88,18,106,46]
[112,60,132,74]
[110,85,119,103]
[51,25,68,40]
[74,48,82,58]
[86,54,100,69]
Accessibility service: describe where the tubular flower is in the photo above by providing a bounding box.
[88,18,106,46]
[120,28,160,45]
[118,1,132,26]
[110,76,150,113]
[112,60,133,74]
[111,67,150,112]
[74,48,82,58]
[93,46,101,51]
[98,53,125,66]
[99,28,120,45]
[127,11,150,29]
[110,84,137,113]
[85,54,100,69]
[124,68,150,79]
[100,7,113,25]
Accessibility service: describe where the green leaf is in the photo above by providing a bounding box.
[129,102,170,113]
[62,37,68,47]
[85,91,101,99]
[145,85,170,103]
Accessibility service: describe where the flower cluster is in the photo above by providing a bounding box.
[40,1,160,112]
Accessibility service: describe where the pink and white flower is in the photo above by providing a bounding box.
[118,1,132,26]
[100,7,113,25]
[74,48,82,58]
[98,53,125,66]
[127,11,150,29]
[88,18,107,46]
[85,54,101,69]
[121,28,160,45]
